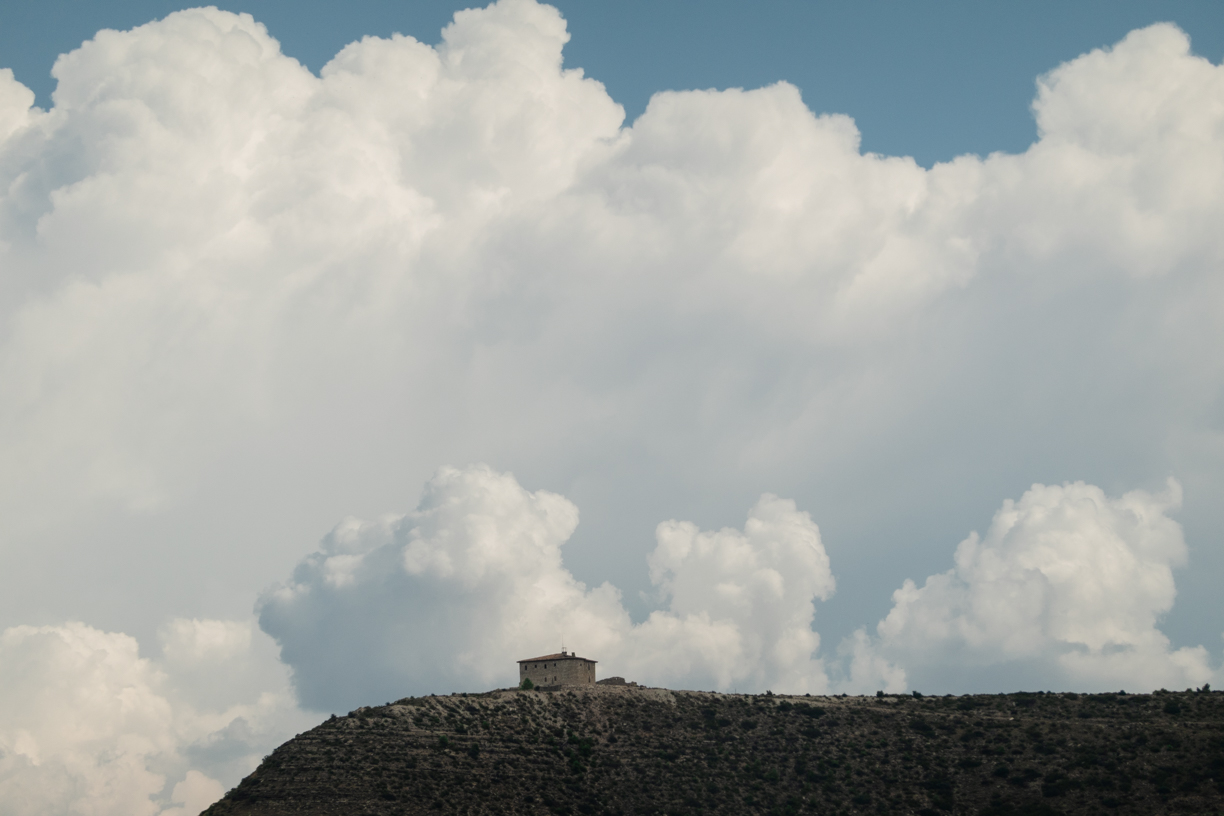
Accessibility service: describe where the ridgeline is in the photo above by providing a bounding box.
[204,685,1224,816]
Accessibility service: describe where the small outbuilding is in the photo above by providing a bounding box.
[518,650,596,687]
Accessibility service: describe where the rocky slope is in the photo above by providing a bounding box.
[204,686,1224,816]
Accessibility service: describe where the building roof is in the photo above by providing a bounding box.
[517,652,597,663]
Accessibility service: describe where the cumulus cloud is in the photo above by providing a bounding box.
[0,620,310,816]
[1,5,1221,586]
[846,480,1216,694]
[260,464,836,709]
[638,494,835,692]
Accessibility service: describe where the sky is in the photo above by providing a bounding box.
[0,1,1222,813]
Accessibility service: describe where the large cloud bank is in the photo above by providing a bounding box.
[260,464,836,710]
[2,5,1222,610]
[2,1,1224,812]
[0,619,308,816]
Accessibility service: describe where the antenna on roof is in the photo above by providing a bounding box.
[561,635,566,656]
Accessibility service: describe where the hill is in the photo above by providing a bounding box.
[203,685,1224,816]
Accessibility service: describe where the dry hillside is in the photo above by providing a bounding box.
[204,685,1224,816]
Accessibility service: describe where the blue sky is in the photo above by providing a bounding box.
[3,0,1221,165]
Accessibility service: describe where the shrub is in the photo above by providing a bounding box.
[520,678,535,691]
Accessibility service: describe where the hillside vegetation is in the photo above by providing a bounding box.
[204,685,1224,816]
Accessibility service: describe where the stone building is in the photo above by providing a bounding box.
[518,650,596,687]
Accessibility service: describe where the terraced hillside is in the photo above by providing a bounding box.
[204,686,1224,816]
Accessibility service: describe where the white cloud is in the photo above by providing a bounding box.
[2,11,1208,502]
[638,494,835,691]
[259,464,836,709]
[0,68,37,143]
[159,618,252,665]
[0,620,311,816]
[846,480,1216,694]
[0,2,1221,637]
[160,772,225,816]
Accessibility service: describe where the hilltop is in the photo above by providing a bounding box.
[203,685,1224,816]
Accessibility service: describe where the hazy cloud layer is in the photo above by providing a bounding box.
[2,1,1224,812]
[260,464,837,710]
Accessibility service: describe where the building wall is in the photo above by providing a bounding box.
[519,658,596,687]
